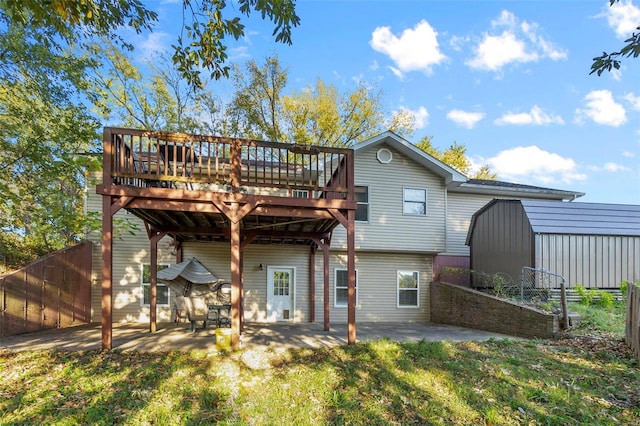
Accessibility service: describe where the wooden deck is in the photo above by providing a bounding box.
[97,128,357,350]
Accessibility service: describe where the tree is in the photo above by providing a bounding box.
[228,56,289,142]
[94,43,201,133]
[0,17,101,269]
[226,56,415,147]
[1,0,300,89]
[415,136,497,179]
[590,0,640,76]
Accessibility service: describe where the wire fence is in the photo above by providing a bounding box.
[468,267,569,329]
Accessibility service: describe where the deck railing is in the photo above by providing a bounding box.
[103,127,354,200]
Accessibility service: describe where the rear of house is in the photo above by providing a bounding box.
[86,130,585,327]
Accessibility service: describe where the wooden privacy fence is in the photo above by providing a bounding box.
[627,282,640,361]
[0,241,92,338]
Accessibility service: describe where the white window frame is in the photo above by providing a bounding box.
[141,263,170,307]
[291,189,310,198]
[397,270,419,308]
[403,187,427,216]
[355,185,370,223]
[334,268,358,308]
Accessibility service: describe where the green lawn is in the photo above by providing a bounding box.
[1,302,638,425]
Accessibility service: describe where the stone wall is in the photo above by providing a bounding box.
[430,281,560,339]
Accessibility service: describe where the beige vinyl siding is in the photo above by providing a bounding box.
[86,187,176,323]
[536,234,640,288]
[316,251,432,323]
[445,192,499,256]
[332,143,446,253]
[183,243,312,322]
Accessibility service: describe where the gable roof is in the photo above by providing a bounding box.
[449,179,584,201]
[355,132,584,200]
[521,199,640,237]
[354,131,467,187]
[466,199,640,245]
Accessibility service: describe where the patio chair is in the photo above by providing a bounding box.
[113,135,163,188]
[174,296,209,332]
[155,142,195,190]
[173,296,189,324]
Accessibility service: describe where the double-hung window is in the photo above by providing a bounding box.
[397,270,419,307]
[355,186,369,222]
[403,188,427,215]
[141,264,170,306]
[334,268,358,307]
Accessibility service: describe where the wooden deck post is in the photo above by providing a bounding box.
[346,209,356,345]
[230,214,241,349]
[321,240,330,331]
[149,234,158,333]
[309,246,316,323]
[101,195,113,350]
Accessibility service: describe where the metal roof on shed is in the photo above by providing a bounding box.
[520,200,640,237]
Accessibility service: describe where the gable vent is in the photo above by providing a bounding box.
[376,148,393,164]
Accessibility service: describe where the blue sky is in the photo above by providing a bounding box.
[134,0,640,204]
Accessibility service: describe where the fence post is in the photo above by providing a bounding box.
[560,278,568,329]
[626,283,640,361]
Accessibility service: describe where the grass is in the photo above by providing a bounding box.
[1,303,638,425]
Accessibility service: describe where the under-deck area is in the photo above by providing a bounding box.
[97,127,357,350]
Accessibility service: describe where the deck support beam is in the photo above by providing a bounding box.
[309,246,316,323]
[101,195,114,350]
[230,217,241,349]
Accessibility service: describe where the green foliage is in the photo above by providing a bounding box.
[1,0,300,91]
[590,1,640,76]
[598,291,615,308]
[415,136,497,179]
[574,284,596,306]
[569,301,627,339]
[620,280,628,297]
[0,13,102,269]
[173,0,300,89]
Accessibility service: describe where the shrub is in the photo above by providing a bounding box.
[620,281,628,297]
[574,284,595,306]
[598,291,614,308]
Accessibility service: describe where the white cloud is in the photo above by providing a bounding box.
[588,162,631,172]
[446,109,485,129]
[604,0,640,38]
[370,20,447,77]
[229,46,250,61]
[624,92,640,110]
[494,105,564,126]
[575,90,627,127]
[623,150,636,158]
[449,35,470,52]
[604,162,631,172]
[138,32,171,57]
[397,106,429,129]
[481,146,586,185]
[466,10,567,72]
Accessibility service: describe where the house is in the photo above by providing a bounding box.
[88,128,583,349]
[465,199,640,289]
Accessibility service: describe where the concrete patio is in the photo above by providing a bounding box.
[0,321,513,352]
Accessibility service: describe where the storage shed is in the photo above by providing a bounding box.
[466,199,640,289]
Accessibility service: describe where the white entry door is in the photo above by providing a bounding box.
[266,266,295,321]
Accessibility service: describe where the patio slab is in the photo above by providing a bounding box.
[0,322,514,352]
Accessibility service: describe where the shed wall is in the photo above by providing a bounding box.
[536,234,640,288]
[470,201,534,286]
